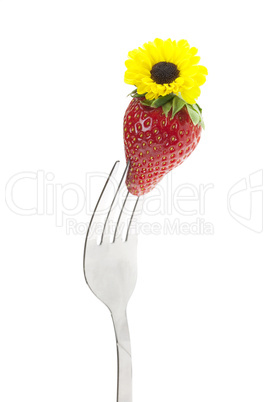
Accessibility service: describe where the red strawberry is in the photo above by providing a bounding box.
[123,96,203,196]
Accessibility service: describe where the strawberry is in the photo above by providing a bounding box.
[123,94,204,196]
[123,38,207,195]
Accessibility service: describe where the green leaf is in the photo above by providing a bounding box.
[200,116,205,130]
[140,94,175,109]
[128,89,146,98]
[138,94,205,129]
[135,92,147,98]
[191,103,200,113]
[190,103,205,129]
[171,96,186,119]
[151,93,175,108]
[127,89,137,97]
[141,99,153,107]
[186,104,200,126]
[195,103,202,114]
[162,100,173,116]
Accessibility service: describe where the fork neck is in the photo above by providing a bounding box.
[111,309,133,402]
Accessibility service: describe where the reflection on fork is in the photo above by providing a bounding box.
[83,161,142,402]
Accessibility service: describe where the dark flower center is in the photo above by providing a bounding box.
[150,62,179,85]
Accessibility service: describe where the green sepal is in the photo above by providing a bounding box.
[200,116,205,130]
[162,100,173,116]
[129,88,205,128]
[128,89,146,98]
[140,93,174,109]
[140,98,154,106]
[128,89,137,97]
[147,93,175,108]
[191,103,201,114]
[190,103,204,128]
[171,97,186,119]
[186,104,200,125]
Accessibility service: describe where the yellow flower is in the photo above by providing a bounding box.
[124,38,208,104]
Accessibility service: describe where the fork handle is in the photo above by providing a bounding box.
[112,310,133,402]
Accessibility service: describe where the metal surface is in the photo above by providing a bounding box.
[83,161,141,402]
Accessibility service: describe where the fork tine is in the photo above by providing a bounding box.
[112,190,130,243]
[84,161,120,250]
[99,160,130,244]
[125,196,142,241]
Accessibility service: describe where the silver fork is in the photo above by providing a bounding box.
[83,161,141,402]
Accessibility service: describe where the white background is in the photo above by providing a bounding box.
[0,0,267,401]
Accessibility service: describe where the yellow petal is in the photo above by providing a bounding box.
[196,65,208,75]
[124,38,207,102]
[181,76,195,89]
[180,91,195,104]
[194,73,207,86]
[189,47,198,56]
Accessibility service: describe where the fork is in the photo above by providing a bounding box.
[83,161,141,402]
